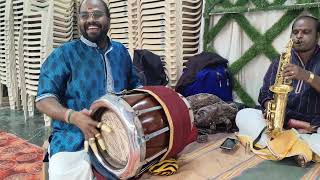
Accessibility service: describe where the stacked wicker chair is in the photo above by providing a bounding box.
[0,0,203,122]
[181,0,202,66]
[73,0,81,39]
[4,0,19,110]
[0,0,75,121]
[0,0,7,105]
[43,0,74,53]
[12,0,24,110]
[107,0,203,86]
[106,0,130,49]
[22,0,50,117]
[22,0,74,120]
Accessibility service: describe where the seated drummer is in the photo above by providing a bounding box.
[35,0,141,179]
[236,15,320,164]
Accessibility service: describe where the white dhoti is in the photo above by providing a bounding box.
[235,108,320,157]
[48,150,94,180]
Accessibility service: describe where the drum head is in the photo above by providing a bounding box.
[92,107,130,170]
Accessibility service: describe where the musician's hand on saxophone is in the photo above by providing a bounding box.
[262,100,270,119]
[283,63,310,81]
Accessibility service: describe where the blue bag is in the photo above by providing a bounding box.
[181,65,233,102]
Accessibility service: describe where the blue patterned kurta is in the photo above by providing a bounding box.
[36,36,141,156]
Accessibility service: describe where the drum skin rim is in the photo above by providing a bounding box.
[90,94,146,179]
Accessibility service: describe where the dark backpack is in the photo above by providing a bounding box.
[176,52,233,102]
[133,49,168,86]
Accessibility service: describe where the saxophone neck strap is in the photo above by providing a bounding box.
[252,126,267,150]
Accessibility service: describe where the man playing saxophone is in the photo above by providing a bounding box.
[236,15,320,166]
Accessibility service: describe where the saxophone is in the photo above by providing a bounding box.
[265,39,294,138]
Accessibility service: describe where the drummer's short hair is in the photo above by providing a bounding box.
[78,0,110,18]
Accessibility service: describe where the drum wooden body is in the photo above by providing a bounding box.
[90,86,197,179]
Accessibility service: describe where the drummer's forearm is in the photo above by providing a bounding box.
[35,97,68,122]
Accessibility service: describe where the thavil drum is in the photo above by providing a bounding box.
[90,86,197,179]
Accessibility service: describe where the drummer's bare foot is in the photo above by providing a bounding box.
[294,155,307,168]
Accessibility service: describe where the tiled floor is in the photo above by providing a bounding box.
[0,106,50,147]
[0,102,50,179]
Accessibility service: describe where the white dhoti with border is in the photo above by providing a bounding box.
[48,149,94,180]
[235,108,320,157]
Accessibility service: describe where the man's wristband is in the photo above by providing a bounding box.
[64,109,75,124]
[307,71,315,84]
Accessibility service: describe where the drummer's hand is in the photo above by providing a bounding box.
[70,109,99,140]
[283,63,309,81]
[80,108,92,116]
